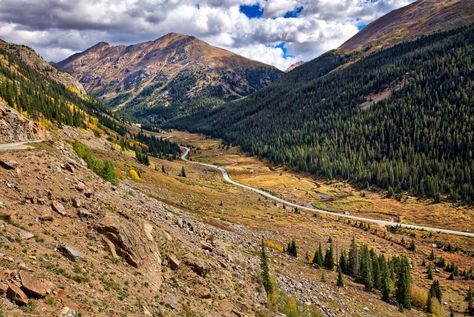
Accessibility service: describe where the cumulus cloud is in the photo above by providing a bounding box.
[0,0,414,70]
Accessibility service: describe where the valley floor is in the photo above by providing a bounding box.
[0,127,473,316]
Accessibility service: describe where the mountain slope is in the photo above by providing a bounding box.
[170,23,474,204]
[339,0,474,52]
[0,40,86,95]
[0,39,125,136]
[56,33,282,123]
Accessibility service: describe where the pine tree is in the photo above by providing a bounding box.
[466,287,474,316]
[339,250,347,275]
[359,245,373,290]
[428,249,435,261]
[427,263,434,280]
[372,251,381,290]
[161,165,166,173]
[337,266,345,287]
[408,240,416,252]
[287,240,297,257]
[381,259,392,303]
[260,240,273,295]
[348,237,358,277]
[396,255,412,309]
[429,280,442,302]
[180,166,187,177]
[316,242,324,267]
[324,242,334,270]
[426,292,433,313]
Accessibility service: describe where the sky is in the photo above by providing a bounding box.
[0,0,414,70]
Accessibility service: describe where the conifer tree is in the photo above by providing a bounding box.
[287,240,297,257]
[381,258,392,303]
[426,292,433,313]
[428,249,435,261]
[429,280,442,302]
[337,266,345,287]
[324,242,334,270]
[313,243,324,267]
[466,287,474,316]
[339,250,347,275]
[348,237,358,277]
[396,255,412,309]
[409,240,416,251]
[359,245,374,290]
[427,263,434,280]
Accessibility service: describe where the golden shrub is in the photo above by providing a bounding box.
[410,285,428,309]
[263,240,284,253]
[129,169,141,182]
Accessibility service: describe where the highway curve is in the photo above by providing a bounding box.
[181,146,474,238]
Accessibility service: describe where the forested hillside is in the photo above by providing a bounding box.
[170,24,474,203]
[0,44,116,130]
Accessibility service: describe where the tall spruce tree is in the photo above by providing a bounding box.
[348,237,359,277]
[324,242,335,270]
[429,280,442,302]
[396,255,412,309]
[381,256,392,303]
[337,266,345,287]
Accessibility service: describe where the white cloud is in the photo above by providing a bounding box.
[0,0,415,70]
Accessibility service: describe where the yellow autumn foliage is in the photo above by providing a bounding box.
[129,169,141,182]
[263,240,284,253]
[410,285,427,309]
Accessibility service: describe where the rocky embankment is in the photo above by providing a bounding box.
[0,100,48,143]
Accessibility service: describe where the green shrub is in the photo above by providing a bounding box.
[73,141,118,185]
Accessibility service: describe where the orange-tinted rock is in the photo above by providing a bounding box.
[19,271,52,298]
[6,283,28,306]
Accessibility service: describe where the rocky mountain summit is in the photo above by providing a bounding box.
[339,0,474,52]
[55,33,282,122]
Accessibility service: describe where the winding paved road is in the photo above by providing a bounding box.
[181,146,474,238]
[0,140,44,150]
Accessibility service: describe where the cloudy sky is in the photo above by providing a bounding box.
[0,0,414,70]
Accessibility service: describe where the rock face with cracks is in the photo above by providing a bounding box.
[95,215,162,290]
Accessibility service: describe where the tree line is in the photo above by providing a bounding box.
[171,24,474,204]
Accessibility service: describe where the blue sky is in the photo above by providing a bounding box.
[0,0,415,70]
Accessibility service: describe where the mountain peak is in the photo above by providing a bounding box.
[339,0,474,52]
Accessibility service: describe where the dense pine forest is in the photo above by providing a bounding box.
[170,24,474,203]
[0,46,119,132]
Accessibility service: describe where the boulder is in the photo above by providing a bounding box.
[84,191,93,198]
[58,245,82,261]
[13,226,34,240]
[51,201,67,216]
[39,215,53,222]
[6,283,28,306]
[184,255,210,277]
[167,254,180,270]
[193,284,212,299]
[77,209,93,221]
[72,198,81,208]
[0,159,19,170]
[58,307,78,317]
[19,271,51,298]
[94,215,162,290]
[75,182,86,192]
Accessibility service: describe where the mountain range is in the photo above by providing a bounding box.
[55,33,282,123]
